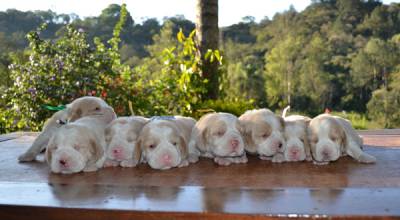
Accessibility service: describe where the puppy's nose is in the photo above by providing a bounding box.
[322,148,330,159]
[163,154,172,162]
[59,159,68,167]
[231,139,239,148]
[112,147,123,154]
[290,148,299,156]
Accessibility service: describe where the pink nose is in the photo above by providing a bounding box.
[59,159,68,167]
[290,148,299,156]
[322,148,330,158]
[112,147,123,155]
[231,139,239,149]
[163,154,172,163]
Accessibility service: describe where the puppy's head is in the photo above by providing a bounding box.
[105,116,148,162]
[46,125,103,174]
[284,116,311,161]
[192,112,245,157]
[308,114,346,162]
[67,96,116,123]
[138,119,188,170]
[239,109,285,156]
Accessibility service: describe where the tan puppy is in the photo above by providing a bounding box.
[308,114,376,165]
[283,115,312,162]
[104,116,148,167]
[137,116,196,170]
[18,96,116,162]
[189,112,247,166]
[46,117,107,174]
[239,109,285,163]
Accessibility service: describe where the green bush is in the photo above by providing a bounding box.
[0,4,224,132]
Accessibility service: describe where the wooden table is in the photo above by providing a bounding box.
[0,131,399,219]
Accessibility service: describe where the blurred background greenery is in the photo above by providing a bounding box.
[1,0,400,132]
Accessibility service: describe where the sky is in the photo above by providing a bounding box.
[1,0,400,27]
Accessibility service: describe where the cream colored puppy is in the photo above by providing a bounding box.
[46,117,107,174]
[104,116,148,167]
[239,109,285,163]
[308,114,376,165]
[189,112,247,166]
[18,96,116,162]
[137,116,196,170]
[283,115,312,162]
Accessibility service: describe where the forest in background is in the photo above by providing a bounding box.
[1,0,400,132]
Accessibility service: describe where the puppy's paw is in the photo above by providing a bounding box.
[306,155,313,162]
[259,155,272,160]
[121,159,138,168]
[313,161,329,165]
[232,155,248,163]
[272,154,285,163]
[103,159,119,168]
[188,154,199,163]
[214,157,232,166]
[83,165,98,172]
[358,153,376,163]
[178,160,189,168]
[18,153,36,162]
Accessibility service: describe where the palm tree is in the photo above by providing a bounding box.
[196,0,219,99]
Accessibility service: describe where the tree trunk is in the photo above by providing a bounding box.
[196,0,219,99]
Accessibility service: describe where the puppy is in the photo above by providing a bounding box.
[189,112,247,166]
[308,114,376,165]
[239,109,285,162]
[283,115,312,162]
[137,116,196,170]
[104,116,148,167]
[18,96,116,162]
[46,116,107,174]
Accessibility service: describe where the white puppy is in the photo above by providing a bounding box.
[18,96,116,162]
[104,116,148,167]
[308,114,376,165]
[189,112,247,166]
[239,109,285,162]
[137,116,196,170]
[283,115,312,162]
[46,117,107,174]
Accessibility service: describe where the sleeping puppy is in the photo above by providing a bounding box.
[104,116,148,167]
[46,116,107,174]
[283,115,312,162]
[189,112,247,166]
[137,116,196,170]
[308,114,376,165]
[239,109,285,163]
[18,96,116,162]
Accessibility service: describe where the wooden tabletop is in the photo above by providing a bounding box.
[0,131,399,219]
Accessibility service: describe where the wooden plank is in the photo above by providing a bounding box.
[0,182,399,219]
[0,133,400,219]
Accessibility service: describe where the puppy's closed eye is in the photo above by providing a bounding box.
[261,132,270,139]
[149,144,156,149]
[214,130,225,137]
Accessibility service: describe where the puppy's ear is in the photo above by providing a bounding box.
[103,106,117,123]
[178,135,189,159]
[191,122,208,153]
[45,137,57,165]
[303,127,312,161]
[133,138,142,165]
[68,107,82,122]
[88,137,104,165]
[238,120,257,153]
